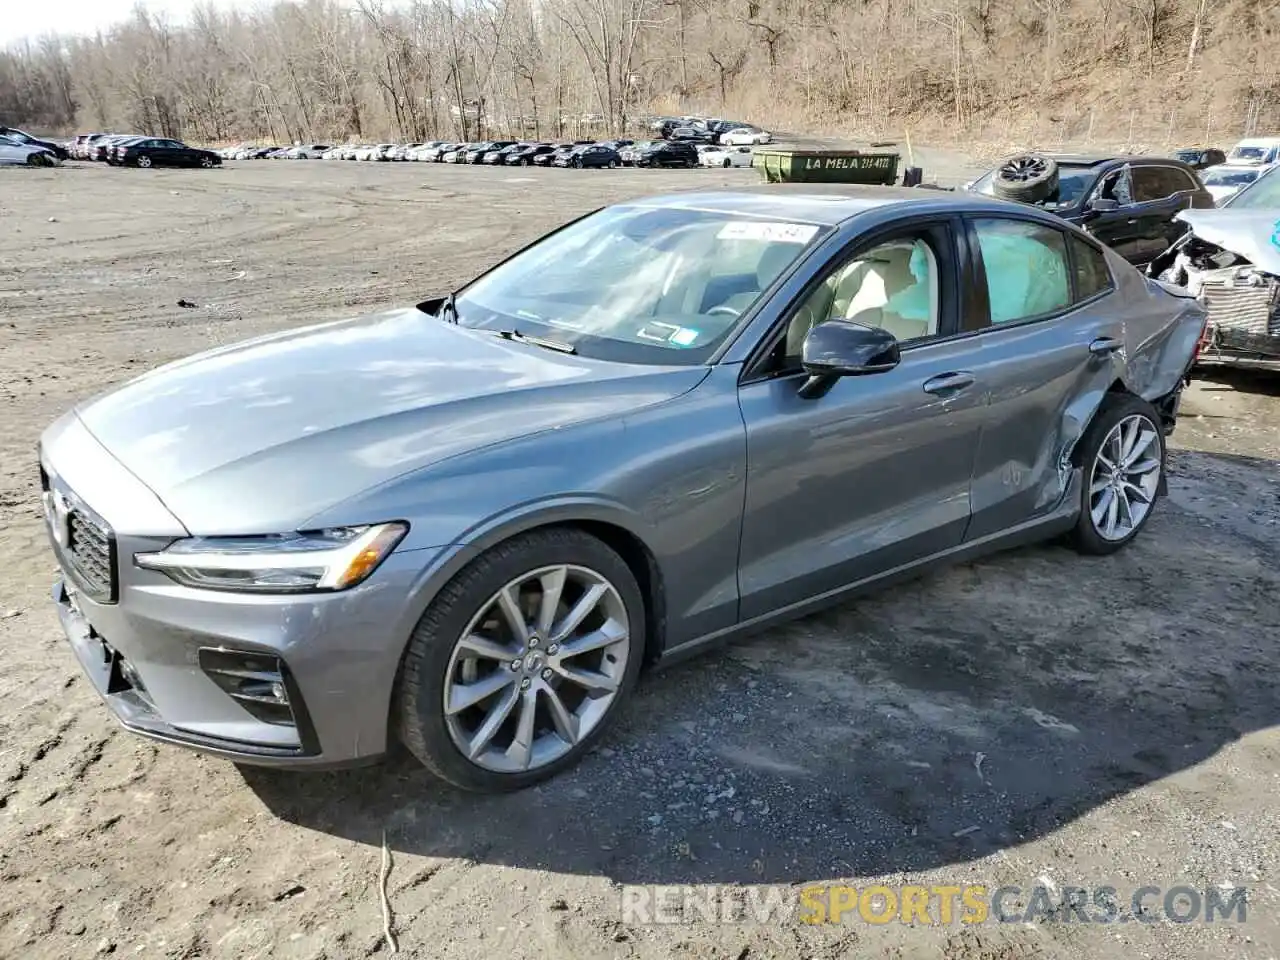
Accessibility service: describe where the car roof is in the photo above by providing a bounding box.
[621,184,1056,227]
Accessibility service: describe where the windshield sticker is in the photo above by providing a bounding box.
[717,221,819,244]
[637,320,682,342]
[668,327,699,347]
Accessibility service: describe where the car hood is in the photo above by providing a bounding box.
[74,307,706,535]
[1175,209,1280,274]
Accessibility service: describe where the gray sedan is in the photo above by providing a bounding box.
[39,187,1205,792]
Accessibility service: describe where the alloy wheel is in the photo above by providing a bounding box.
[1088,413,1161,541]
[137,155,151,168]
[442,564,631,773]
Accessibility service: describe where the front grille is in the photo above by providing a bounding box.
[41,467,119,603]
[68,510,115,599]
[1202,279,1280,336]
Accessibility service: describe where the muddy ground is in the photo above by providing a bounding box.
[1,158,1279,960]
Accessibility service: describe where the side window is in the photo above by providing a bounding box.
[1169,168,1198,193]
[1096,169,1132,205]
[779,233,943,362]
[1069,235,1113,302]
[1132,166,1190,201]
[1130,167,1161,201]
[972,218,1071,324]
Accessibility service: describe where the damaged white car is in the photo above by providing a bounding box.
[1149,164,1280,372]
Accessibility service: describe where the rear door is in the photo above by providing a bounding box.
[1127,162,1201,260]
[959,215,1123,540]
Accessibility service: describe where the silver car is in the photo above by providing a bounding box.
[40,187,1204,792]
[0,134,60,166]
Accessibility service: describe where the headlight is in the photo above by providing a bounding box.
[134,522,408,594]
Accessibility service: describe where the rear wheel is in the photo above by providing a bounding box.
[395,528,645,792]
[1069,394,1165,555]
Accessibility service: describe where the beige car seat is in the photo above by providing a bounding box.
[784,241,937,356]
[711,243,805,316]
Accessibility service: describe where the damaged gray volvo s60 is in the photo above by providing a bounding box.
[40,186,1206,792]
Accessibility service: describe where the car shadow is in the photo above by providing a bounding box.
[1194,367,1280,397]
[242,452,1280,886]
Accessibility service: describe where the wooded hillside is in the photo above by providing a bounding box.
[1,0,1276,149]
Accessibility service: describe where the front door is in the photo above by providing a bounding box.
[735,220,984,620]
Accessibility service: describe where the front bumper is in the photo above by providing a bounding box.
[40,413,446,769]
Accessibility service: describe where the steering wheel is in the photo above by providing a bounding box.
[707,304,742,318]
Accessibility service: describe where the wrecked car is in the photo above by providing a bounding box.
[1149,164,1280,371]
[966,153,1214,267]
[40,187,1204,792]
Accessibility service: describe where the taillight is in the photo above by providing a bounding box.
[1189,315,1211,365]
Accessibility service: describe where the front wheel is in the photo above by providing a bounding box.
[395,528,645,792]
[1069,394,1165,555]
[136,155,152,168]
[200,157,214,168]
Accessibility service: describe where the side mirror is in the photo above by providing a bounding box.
[1089,197,1120,212]
[798,320,901,399]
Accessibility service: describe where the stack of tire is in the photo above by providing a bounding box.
[991,154,1059,203]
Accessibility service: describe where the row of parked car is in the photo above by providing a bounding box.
[1171,138,1280,203]
[216,137,745,169]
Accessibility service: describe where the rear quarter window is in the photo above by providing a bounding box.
[1069,236,1113,302]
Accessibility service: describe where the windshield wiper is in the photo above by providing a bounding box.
[492,328,576,354]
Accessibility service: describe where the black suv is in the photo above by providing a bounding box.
[966,153,1214,267]
[1172,147,1226,170]
[634,140,699,168]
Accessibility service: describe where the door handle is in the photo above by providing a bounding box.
[1089,337,1124,356]
[1126,218,1138,225]
[922,372,976,396]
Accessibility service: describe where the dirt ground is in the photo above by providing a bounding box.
[2,158,1279,960]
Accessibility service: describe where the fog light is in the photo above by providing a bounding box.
[270,681,287,703]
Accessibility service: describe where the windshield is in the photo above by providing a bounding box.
[453,204,828,364]
[970,164,1098,209]
[1228,146,1273,162]
[1203,168,1260,187]
[1221,166,1280,209]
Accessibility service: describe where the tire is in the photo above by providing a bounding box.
[1068,393,1165,556]
[723,158,731,168]
[609,160,618,168]
[27,152,53,167]
[991,153,1058,203]
[136,155,152,168]
[395,528,646,792]
[200,157,214,168]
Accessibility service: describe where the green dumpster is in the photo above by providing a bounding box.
[754,149,900,185]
